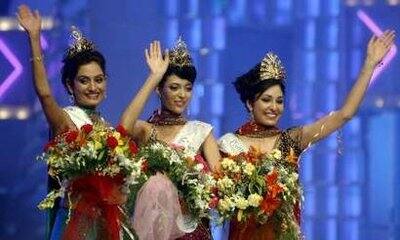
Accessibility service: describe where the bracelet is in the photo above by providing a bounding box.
[30,55,43,62]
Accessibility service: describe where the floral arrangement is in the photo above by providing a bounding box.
[214,147,302,239]
[130,141,216,221]
[37,123,143,210]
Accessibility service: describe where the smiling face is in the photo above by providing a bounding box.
[248,84,284,127]
[67,61,107,108]
[158,74,193,114]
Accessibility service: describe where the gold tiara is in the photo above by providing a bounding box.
[66,26,95,58]
[259,52,286,81]
[169,36,193,67]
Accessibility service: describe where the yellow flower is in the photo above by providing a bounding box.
[271,149,282,160]
[221,158,235,169]
[217,176,234,192]
[218,197,234,212]
[115,146,124,155]
[234,196,249,210]
[243,162,255,176]
[247,193,263,207]
[94,141,103,150]
[113,131,121,140]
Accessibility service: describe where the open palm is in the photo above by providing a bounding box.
[367,30,396,66]
[17,5,41,35]
[145,41,169,78]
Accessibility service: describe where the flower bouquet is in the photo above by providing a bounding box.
[214,147,302,239]
[130,141,216,229]
[37,123,143,239]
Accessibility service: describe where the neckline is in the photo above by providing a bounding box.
[150,122,189,145]
[236,133,281,156]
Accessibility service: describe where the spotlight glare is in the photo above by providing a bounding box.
[387,0,400,5]
[0,108,11,119]
[375,98,384,108]
[15,108,29,120]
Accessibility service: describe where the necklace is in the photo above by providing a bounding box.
[148,108,187,126]
[236,121,280,138]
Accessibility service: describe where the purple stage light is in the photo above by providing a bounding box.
[40,34,48,50]
[357,10,397,85]
[0,38,23,100]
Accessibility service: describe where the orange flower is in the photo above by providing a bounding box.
[213,169,224,180]
[260,195,281,216]
[265,170,278,185]
[244,146,263,164]
[268,183,283,198]
[265,170,283,198]
[286,147,298,165]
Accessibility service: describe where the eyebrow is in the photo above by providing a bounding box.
[169,82,192,86]
[261,94,283,98]
[77,74,105,78]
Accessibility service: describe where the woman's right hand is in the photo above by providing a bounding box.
[145,41,169,81]
[365,30,395,67]
[16,5,41,37]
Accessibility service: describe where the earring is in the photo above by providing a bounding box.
[248,110,254,121]
[187,107,191,116]
[69,94,75,105]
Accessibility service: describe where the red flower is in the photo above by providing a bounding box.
[65,131,79,143]
[211,187,219,197]
[106,136,118,149]
[209,196,219,208]
[116,125,128,138]
[129,140,138,154]
[44,139,56,151]
[194,154,210,172]
[141,160,148,172]
[81,124,93,134]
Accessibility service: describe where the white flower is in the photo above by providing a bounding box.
[194,163,204,172]
[169,151,182,164]
[117,155,132,168]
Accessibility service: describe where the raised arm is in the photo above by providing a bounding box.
[301,30,395,149]
[17,5,69,134]
[202,132,221,172]
[120,41,169,139]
